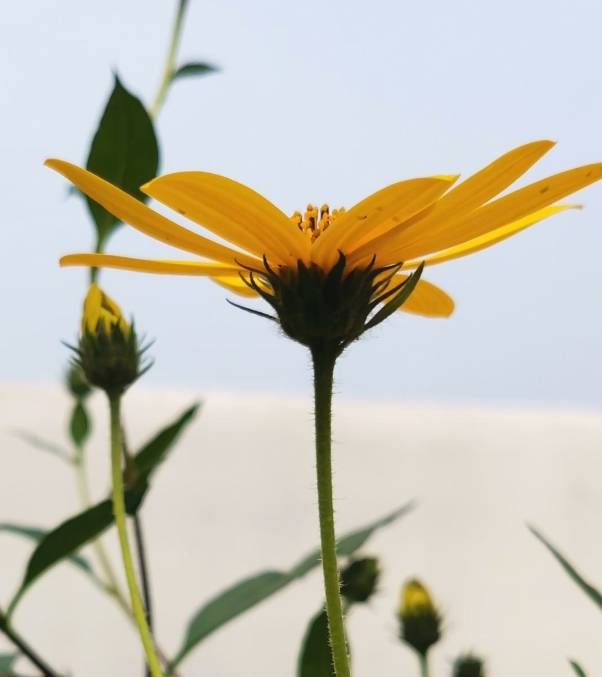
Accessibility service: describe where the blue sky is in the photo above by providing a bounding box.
[3,0,602,405]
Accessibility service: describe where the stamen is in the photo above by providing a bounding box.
[291,202,345,242]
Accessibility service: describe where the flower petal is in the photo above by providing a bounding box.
[141,172,309,266]
[395,162,602,261]
[46,159,262,269]
[60,253,243,276]
[347,140,556,264]
[211,275,260,297]
[401,204,577,269]
[311,176,457,268]
[392,276,455,317]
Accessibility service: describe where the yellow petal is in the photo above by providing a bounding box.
[388,276,455,317]
[61,253,244,276]
[141,172,308,266]
[347,140,556,264]
[211,275,260,298]
[401,204,577,269]
[311,176,457,268]
[45,159,262,270]
[396,162,602,261]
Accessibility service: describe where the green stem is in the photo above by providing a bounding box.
[419,654,429,677]
[149,0,189,118]
[73,446,131,617]
[108,395,163,677]
[0,611,60,677]
[311,344,350,677]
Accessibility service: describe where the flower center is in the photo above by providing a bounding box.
[289,203,346,242]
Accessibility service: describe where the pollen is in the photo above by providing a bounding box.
[290,203,346,242]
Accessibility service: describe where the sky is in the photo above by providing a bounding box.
[2,0,602,406]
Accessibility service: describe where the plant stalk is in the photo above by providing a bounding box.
[108,395,163,677]
[149,0,190,118]
[0,611,61,677]
[311,344,350,677]
[419,654,429,677]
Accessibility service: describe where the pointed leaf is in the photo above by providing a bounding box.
[85,75,159,247]
[0,523,99,582]
[11,431,71,463]
[530,526,602,610]
[569,660,587,677]
[297,609,336,677]
[7,404,200,617]
[169,502,413,671]
[171,62,218,83]
[69,401,90,449]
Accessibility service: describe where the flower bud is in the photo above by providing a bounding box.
[74,284,149,396]
[65,362,92,400]
[340,557,380,604]
[452,653,486,677]
[398,578,442,657]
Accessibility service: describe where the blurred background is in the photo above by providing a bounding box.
[3,0,602,405]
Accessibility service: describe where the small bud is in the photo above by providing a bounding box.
[398,578,442,657]
[340,557,380,604]
[65,362,92,400]
[452,653,486,677]
[74,284,150,396]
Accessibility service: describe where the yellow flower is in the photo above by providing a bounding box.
[82,283,130,336]
[400,579,437,617]
[49,141,602,335]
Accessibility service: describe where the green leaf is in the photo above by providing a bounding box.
[569,660,587,677]
[85,74,159,247]
[69,401,90,449]
[7,404,200,617]
[11,430,72,463]
[0,653,18,673]
[171,62,218,83]
[0,523,99,582]
[297,609,336,677]
[169,502,413,671]
[530,526,602,611]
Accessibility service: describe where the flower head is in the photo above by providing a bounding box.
[452,653,486,677]
[74,284,148,395]
[49,141,602,351]
[398,578,442,657]
[340,556,380,604]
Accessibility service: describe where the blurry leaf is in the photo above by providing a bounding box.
[570,660,587,677]
[290,502,415,578]
[171,62,218,83]
[169,572,290,669]
[297,609,336,677]
[0,653,18,673]
[11,430,71,463]
[530,526,602,610]
[7,404,200,617]
[69,401,90,449]
[0,523,100,583]
[85,75,159,248]
[169,502,413,671]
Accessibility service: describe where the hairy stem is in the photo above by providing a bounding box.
[311,344,350,677]
[109,395,163,677]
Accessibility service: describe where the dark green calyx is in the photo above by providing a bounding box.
[452,654,486,677]
[340,557,380,604]
[232,253,424,355]
[65,362,93,399]
[73,323,150,397]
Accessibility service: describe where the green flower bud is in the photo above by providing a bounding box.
[398,578,442,657]
[340,557,380,604]
[452,653,486,677]
[65,362,92,400]
[74,284,150,396]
